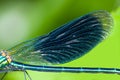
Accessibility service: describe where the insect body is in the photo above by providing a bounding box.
[0,10,118,80]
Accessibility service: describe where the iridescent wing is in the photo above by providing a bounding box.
[8,10,113,66]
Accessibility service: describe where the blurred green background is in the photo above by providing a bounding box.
[0,0,120,80]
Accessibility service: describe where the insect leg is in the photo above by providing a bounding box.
[23,70,32,80]
[0,72,8,80]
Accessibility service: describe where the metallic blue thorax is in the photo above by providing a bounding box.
[0,51,11,68]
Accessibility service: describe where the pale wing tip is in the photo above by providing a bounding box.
[90,10,113,34]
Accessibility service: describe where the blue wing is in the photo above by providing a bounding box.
[8,10,113,65]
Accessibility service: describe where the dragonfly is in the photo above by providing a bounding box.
[0,10,118,80]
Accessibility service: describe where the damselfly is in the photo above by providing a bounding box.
[0,10,117,80]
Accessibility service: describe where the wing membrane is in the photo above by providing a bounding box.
[8,10,113,66]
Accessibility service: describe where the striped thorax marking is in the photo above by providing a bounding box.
[1,50,12,63]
